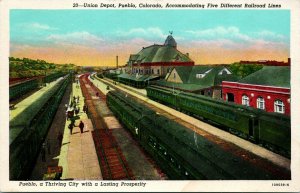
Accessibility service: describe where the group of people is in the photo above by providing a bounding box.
[41,92,87,163]
[66,95,87,135]
[68,120,85,135]
[65,95,83,120]
[73,96,80,104]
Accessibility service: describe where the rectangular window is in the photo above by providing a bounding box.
[257,97,265,110]
[274,100,285,114]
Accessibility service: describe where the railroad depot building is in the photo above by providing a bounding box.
[127,33,194,77]
[222,66,290,115]
[155,65,238,99]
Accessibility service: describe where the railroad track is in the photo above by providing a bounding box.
[80,74,134,180]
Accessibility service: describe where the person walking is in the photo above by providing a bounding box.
[83,105,87,113]
[68,123,74,135]
[79,121,85,134]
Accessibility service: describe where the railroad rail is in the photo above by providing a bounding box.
[79,74,134,180]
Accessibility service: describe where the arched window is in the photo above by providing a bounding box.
[274,100,285,114]
[242,95,249,106]
[257,97,265,110]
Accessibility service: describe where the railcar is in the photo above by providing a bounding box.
[43,72,66,83]
[255,111,290,156]
[107,90,289,180]
[146,85,291,157]
[9,72,66,101]
[9,75,70,180]
[9,79,39,101]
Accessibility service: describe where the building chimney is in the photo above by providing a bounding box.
[116,55,118,68]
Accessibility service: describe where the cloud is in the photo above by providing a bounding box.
[21,22,58,31]
[254,30,286,41]
[30,23,56,30]
[10,27,289,66]
[183,38,288,52]
[46,31,104,46]
[117,27,166,39]
[185,26,251,41]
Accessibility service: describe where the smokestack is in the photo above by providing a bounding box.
[116,55,119,68]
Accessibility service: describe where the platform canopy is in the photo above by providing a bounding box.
[117,74,160,88]
[118,74,159,82]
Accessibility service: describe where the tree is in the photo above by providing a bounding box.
[229,62,263,78]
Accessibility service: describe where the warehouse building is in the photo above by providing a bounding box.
[222,66,290,115]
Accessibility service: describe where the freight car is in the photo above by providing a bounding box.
[146,85,291,157]
[9,75,70,180]
[106,90,290,180]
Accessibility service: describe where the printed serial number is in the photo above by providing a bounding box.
[272,183,289,187]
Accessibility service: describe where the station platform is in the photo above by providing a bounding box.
[97,76,290,170]
[58,82,102,180]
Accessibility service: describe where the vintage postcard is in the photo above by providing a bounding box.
[0,0,299,192]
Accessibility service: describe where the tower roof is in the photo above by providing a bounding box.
[164,34,177,48]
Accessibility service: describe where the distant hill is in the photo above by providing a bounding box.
[9,57,77,78]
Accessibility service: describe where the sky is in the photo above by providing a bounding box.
[10,10,290,66]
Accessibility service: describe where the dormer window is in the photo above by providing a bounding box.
[174,54,181,61]
[196,74,205,78]
[196,69,212,78]
[218,68,232,75]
